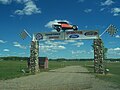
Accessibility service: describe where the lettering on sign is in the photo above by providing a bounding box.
[45,33,61,36]
[69,34,80,38]
[84,31,98,36]
[66,31,83,35]
[65,30,99,39]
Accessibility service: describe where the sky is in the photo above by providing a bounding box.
[0,0,120,59]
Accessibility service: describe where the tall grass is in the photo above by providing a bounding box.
[0,60,27,80]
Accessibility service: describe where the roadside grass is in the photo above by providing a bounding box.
[0,60,28,80]
[48,61,93,70]
[0,60,93,80]
[95,62,120,86]
[0,60,120,86]
[49,61,120,85]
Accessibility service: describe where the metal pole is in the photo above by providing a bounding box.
[24,29,32,38]
[100,24,111,37]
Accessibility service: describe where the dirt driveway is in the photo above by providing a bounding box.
[0,66,119,90]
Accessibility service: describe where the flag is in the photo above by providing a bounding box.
[19,30,28,40]
[106,24,118,36]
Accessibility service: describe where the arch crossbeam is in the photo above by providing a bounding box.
[28,30,105,74]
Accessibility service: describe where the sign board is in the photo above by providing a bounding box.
[65,30,99,40]
[35,33,43,40]
[35,30,99,40]
[35,32,64,40]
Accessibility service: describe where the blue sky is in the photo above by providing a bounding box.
[0,0,120,59]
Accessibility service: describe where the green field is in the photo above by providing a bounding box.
[0,60,28,80]
[95,62,120,86]
[0,60,120,86]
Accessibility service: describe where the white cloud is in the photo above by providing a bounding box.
[39,40,66,53]
[0,0,41,15]
[111,8,120,16]
[45,20,70,28]
[0,0,12,4]
[100,8,105,11]
[52,29,57,32]
[15,0,29,3]
[58,45,66,49]
[0,40,7,43]
[3,49,10,52]
[101,0,114,6]
[15,0,41,15]
[108,47,120,57]
[40,45,66,52]
[108,47,120,51]
[13,42,27,49]
[115,35,120,38]
[0,0,30,4]
[72,42,84,47]
[39,40,67,53]
[84,9,92,13]
[65,40,76,43]
[72,50,86,54]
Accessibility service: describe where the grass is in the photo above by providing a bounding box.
[49,61,93,69]
[0,60,93,80]
[0,60,28,80]
[95,62,120,86]
[0,60,120,86]
[49,61,120,85]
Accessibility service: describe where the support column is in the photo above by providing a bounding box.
[29,35,39,73]
[94,38,104,74]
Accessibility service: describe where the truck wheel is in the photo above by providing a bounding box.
[73,25,78,31]
[56,27,61,32]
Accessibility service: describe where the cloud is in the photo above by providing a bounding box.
[13,42,27,49]
[45,20,70,28]
[0,40,7,43]
[39,40,66,53]
[65,40,76,43]
[15,0,41,15]
[108,47,120,57]
[115,35,120,38]
[3,49,10,52]
[58,45,66,49]
[107,48,120,57]
[71,50,86,55]
[108,47,120,56]
[84,9,92,13]
[0,0,41,15]
[40,45,66,52]
[0,0,12,4]
[101,0,114,6]
[15,0,29,3]
[100,8,105,11]
[109,47,120,51]
[111,8,120,16]
[72,42,84,47]
[0,0,29,4]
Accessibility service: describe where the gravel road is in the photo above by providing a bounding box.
[0,66,119,90]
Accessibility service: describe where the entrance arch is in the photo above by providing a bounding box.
[29,30,105,74]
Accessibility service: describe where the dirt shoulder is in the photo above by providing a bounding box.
[0,66,119,90]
